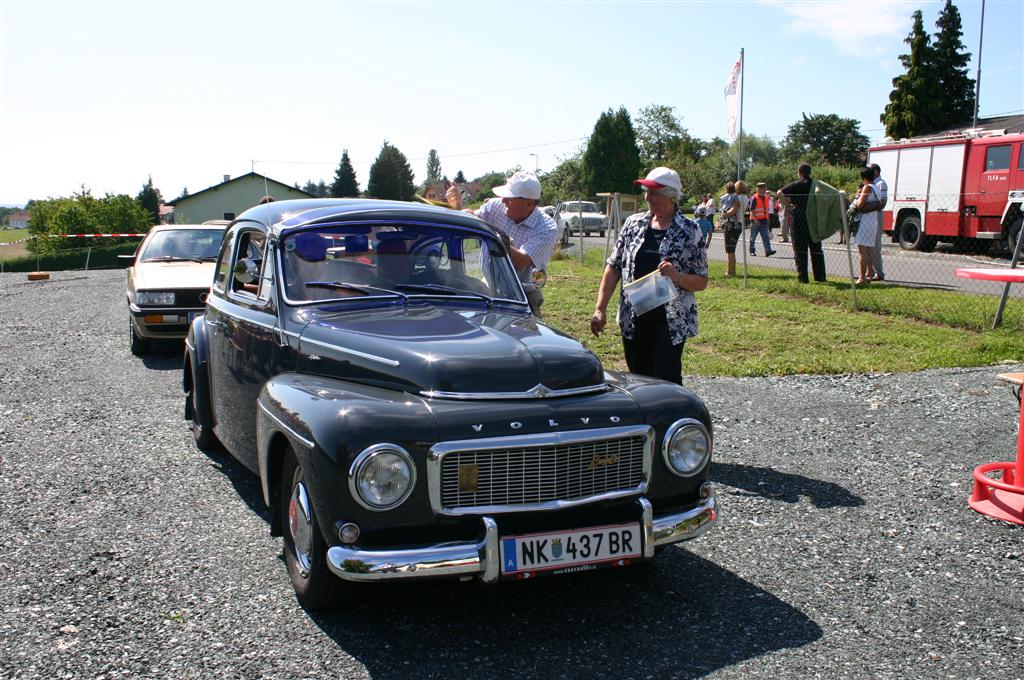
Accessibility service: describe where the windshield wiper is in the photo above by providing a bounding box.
[393,283,493,305]
[145,255,195,262]
[305,281,408,302]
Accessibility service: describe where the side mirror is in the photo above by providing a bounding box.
[117,254,135,268]
[233,258,259,285]
[531,268,547,290]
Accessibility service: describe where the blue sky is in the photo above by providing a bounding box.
[1,0,1021,206]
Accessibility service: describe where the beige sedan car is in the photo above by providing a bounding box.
[121,223,225,355]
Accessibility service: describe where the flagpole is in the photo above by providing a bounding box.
[972,0,985,128]
[737,48,744,180]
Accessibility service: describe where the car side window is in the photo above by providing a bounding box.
[230,230,268,300]
[985,145,1011,171]
[213,231,236,292]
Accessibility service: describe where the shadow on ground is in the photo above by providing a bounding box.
[308,549,821,679]
[713,462,864,508]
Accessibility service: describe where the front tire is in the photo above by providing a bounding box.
[1008,216,1023,257]
[187,377,220,451]
[129,318,150,356]
[280,448,350,610]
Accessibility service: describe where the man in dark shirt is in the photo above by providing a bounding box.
[778,163,826,283]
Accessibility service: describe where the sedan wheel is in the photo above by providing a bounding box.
[129,318,150,356]
[188,379,220,451]
[280,449,349,609]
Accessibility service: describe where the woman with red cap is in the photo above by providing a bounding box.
[590,167,708,384]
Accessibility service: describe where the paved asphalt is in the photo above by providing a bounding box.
[1,270,1022,679]
[564,231,1022,297]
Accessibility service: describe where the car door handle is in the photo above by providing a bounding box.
[206,319,224,328]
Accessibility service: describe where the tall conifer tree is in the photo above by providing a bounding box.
[932,0,975,126]
[367,142,416,201]
[882,11,945,139]
[582,107,641,196]
[331,150,360,197]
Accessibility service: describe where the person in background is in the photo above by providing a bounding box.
[590,167,708,385]
[719,180,746,277]
[702,193,717,225]
[446,171,558,316]
[778,191,792,243]
[869,163,888,281]
[694,206,713,247]
[748,182,776,257]
[777,163,826,283]
[258,195,276,205]
[851,166,881,284]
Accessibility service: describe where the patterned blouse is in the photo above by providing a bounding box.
[606,210,708,345]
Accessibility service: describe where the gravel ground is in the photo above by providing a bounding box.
[1,269,1022,680]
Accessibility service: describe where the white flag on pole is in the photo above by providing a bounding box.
[724,56,741,142]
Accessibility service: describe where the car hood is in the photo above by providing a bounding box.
[294,304,605,396]
[132,261,216,290]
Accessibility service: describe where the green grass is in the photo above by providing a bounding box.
[1,228,30,241]
[544,249,1024,377]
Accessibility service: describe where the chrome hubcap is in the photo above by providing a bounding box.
[288,477,313,577]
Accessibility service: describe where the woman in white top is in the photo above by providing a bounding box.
[852,166,881,284]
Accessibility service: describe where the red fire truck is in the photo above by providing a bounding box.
[868,130,1024,252]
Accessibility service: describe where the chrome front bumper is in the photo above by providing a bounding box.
[326,495,717,583]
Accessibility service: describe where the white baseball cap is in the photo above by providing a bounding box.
[634,166,682,194]
[492,171,542,200]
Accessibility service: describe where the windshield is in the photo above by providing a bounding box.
[140,229,224,262]
[281,224,526,305]
[563,202,600,214]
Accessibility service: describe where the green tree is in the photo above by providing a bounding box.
[330,150,360,197]
[471,169,517,203]
[454,170,466,184]
[882,10,946,139]
[178,187,189,200]
[782,113,869,166]
[424,149,442,187]
[367,141,416,201]
[28,189,151,255]
[539,152,586,205]
[582,107,641,196]
[933,0,975,126]
[135,175,162,225]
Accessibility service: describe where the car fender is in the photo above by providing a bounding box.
[256,373,440,537]
[183,315,213,428]
[604,370,713,502]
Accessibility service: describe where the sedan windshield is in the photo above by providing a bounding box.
[282,224,526,305]
[141,229,224,262]
[562,202,600,214]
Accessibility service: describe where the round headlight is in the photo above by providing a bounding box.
[349,445,415,511]
[663,419,711,477]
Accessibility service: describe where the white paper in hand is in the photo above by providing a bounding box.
[622,269,678,317]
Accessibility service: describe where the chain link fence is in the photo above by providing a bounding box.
[556,192,1024,333]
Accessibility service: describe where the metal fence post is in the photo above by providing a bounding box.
[577,196,584,264]
[84,246,92,271]
[840,191,858,310]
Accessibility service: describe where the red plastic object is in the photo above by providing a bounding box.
[955,267,1024,283]
[968,373,1024,526]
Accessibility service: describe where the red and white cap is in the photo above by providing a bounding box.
[633,166,682,193]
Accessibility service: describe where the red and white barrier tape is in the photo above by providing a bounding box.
[60,233,148,238]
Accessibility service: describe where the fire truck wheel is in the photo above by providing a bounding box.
[897,215,936,252]
[1008,217,1023,257]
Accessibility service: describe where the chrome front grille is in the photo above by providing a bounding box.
[427,426,653,515]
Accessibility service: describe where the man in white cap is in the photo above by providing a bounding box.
[447,171,559,315]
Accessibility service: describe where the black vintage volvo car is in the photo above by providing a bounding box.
[185,198,716,608]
